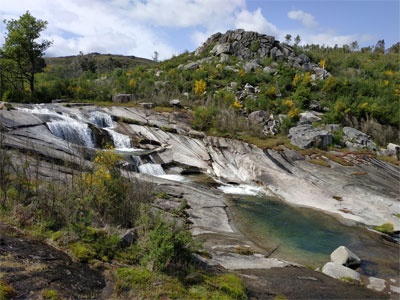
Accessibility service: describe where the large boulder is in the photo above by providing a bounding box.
[299,111,322,123]
[322,262,361,282]
[343,127,377,151]
[248,110,267,126]
[211,43,231,56]
[169,99,182,108]
[288,124,332,149]
[244,60,261,73]
[330,246,361,269]
[119,228,137,248]
[183,62,199,70]
[112,94,132,103]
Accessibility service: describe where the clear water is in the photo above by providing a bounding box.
[229,195,400,278]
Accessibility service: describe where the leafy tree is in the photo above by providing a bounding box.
[350,41,359,51]
[375,39,385,54]
[294,35,301,46]
[0,11,52,93]
[285,34,292,44]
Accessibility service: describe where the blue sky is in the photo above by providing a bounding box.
[0,0,398,59]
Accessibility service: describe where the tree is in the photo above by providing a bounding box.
[0,11,52,93]
[350,41,359,51]
[285,34,292,44]
[375,39,385,54]
[152,51,159,62]
[294,35,301,46]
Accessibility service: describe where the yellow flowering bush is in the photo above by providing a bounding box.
[292,74,301,87]
[194,79,206,95]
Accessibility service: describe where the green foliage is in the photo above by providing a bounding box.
[41,289,60,300]
[375,223,394,234]
[204,274,247,300]
[193,106,220,131]
[0,281,16,299]
[250,40,260,52]
[69,242,96,262]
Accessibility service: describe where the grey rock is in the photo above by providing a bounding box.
[387,143,400,153]
[300,111,322,123]
[325,124,340,132]
[343,127,377,151]
[211,43,231,56]
[183,62,199,70]
[367,277,386,292]
[330,246,361,269]
[138,102,154,109]
[119,228,137,247]
[263,66,275,73]
[0,110,44,129]
[169,99,182,107]
[244,83,255,93]
[230,82,238,88]
[248,110,267,126]
[224,66,239,72]
[322,262,361,281]
[309,100,321,111]
[244,60,261,73]
[220,54,230,63]
[112,94,132,103]
[288,124,332,149]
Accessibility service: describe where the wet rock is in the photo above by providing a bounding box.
[112,93,132,103]
[322,262,361,282]
[330,246,361,269]
[367,277,386,292]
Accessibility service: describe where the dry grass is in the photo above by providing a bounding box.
[235,246,254,256]
[378,155,400,166]
[308,159,331,168]
[238,135,290,150]
[332,196,343,201]
[351,172,368,176]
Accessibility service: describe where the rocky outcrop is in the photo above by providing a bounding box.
[330,246,361,269]
[194,29,331,74]
[322,262,361,281]
[112,93,132,103]
[343,127,377,152]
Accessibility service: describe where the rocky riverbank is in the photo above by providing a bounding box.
[0,103,399,298]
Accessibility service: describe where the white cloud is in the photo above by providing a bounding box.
[288,10,317,28]
[235,8,279,36]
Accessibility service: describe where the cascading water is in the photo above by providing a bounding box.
[138,163,166,176]
[106,130,132,149]
[88,111,114,128]
[47,120,95,148]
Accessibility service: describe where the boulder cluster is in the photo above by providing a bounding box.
[194,29,329,77]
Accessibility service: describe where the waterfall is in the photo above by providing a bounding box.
[105,129,132,149]
[138,163,166,176]
[88,111,114,128]
[47,120,95,148]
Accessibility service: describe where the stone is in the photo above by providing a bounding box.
[183,62,199,70]
[367,277,386,292]
[300,111,322,123]
[112,93,132,103]
[230,82,238,88]
[387,143,400,153]
[343,127,377,151]
[244,60,261,73]
[309,100,321,111]
[321,262,361,282]
[169,99,182,108]
[288,124,332,149]
[138,102,154,109]
[248,111,267,126]
[211,43,231,56]
[263,66,275,73]
[330,246,361,269]
[325,124,340,132]
[220,54,230,63]
[119,228,137,247]
[390,285,400,293]
[244,83,255,93]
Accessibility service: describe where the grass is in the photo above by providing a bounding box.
[0,281,16,299]
[308,159,331,168]
[69,242,96,262]
[340,277,359,284]
[42,289,60,300]
[394,214,400,218]
[375,222,394,234]
[237,134,290,150]
[351,172,368,176]
[378,155,400,166]
[114,267,248,300]
[153,106,187,113]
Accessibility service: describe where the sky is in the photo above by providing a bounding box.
[0,0,398,60]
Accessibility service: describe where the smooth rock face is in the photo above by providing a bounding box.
[288,124,332,149]
[330,246,361,269]
[112,94,132,103]
[367,277,386,292]
[248,110,267,126]
[322,262,361,281]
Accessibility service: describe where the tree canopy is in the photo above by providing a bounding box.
[0,11,52,95]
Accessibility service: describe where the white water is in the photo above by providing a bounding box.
[105,129,132,149]
[47,120,95,148]
[218,184,266,196]
[157,174,186,182]
[88,111,114,128]
[138,163,166,176]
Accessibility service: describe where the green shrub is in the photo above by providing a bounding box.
[69,242,96,262]
[375,222,394,234]
[0,281,16,300]
[42,289,60,300]
[205,274,247,300]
